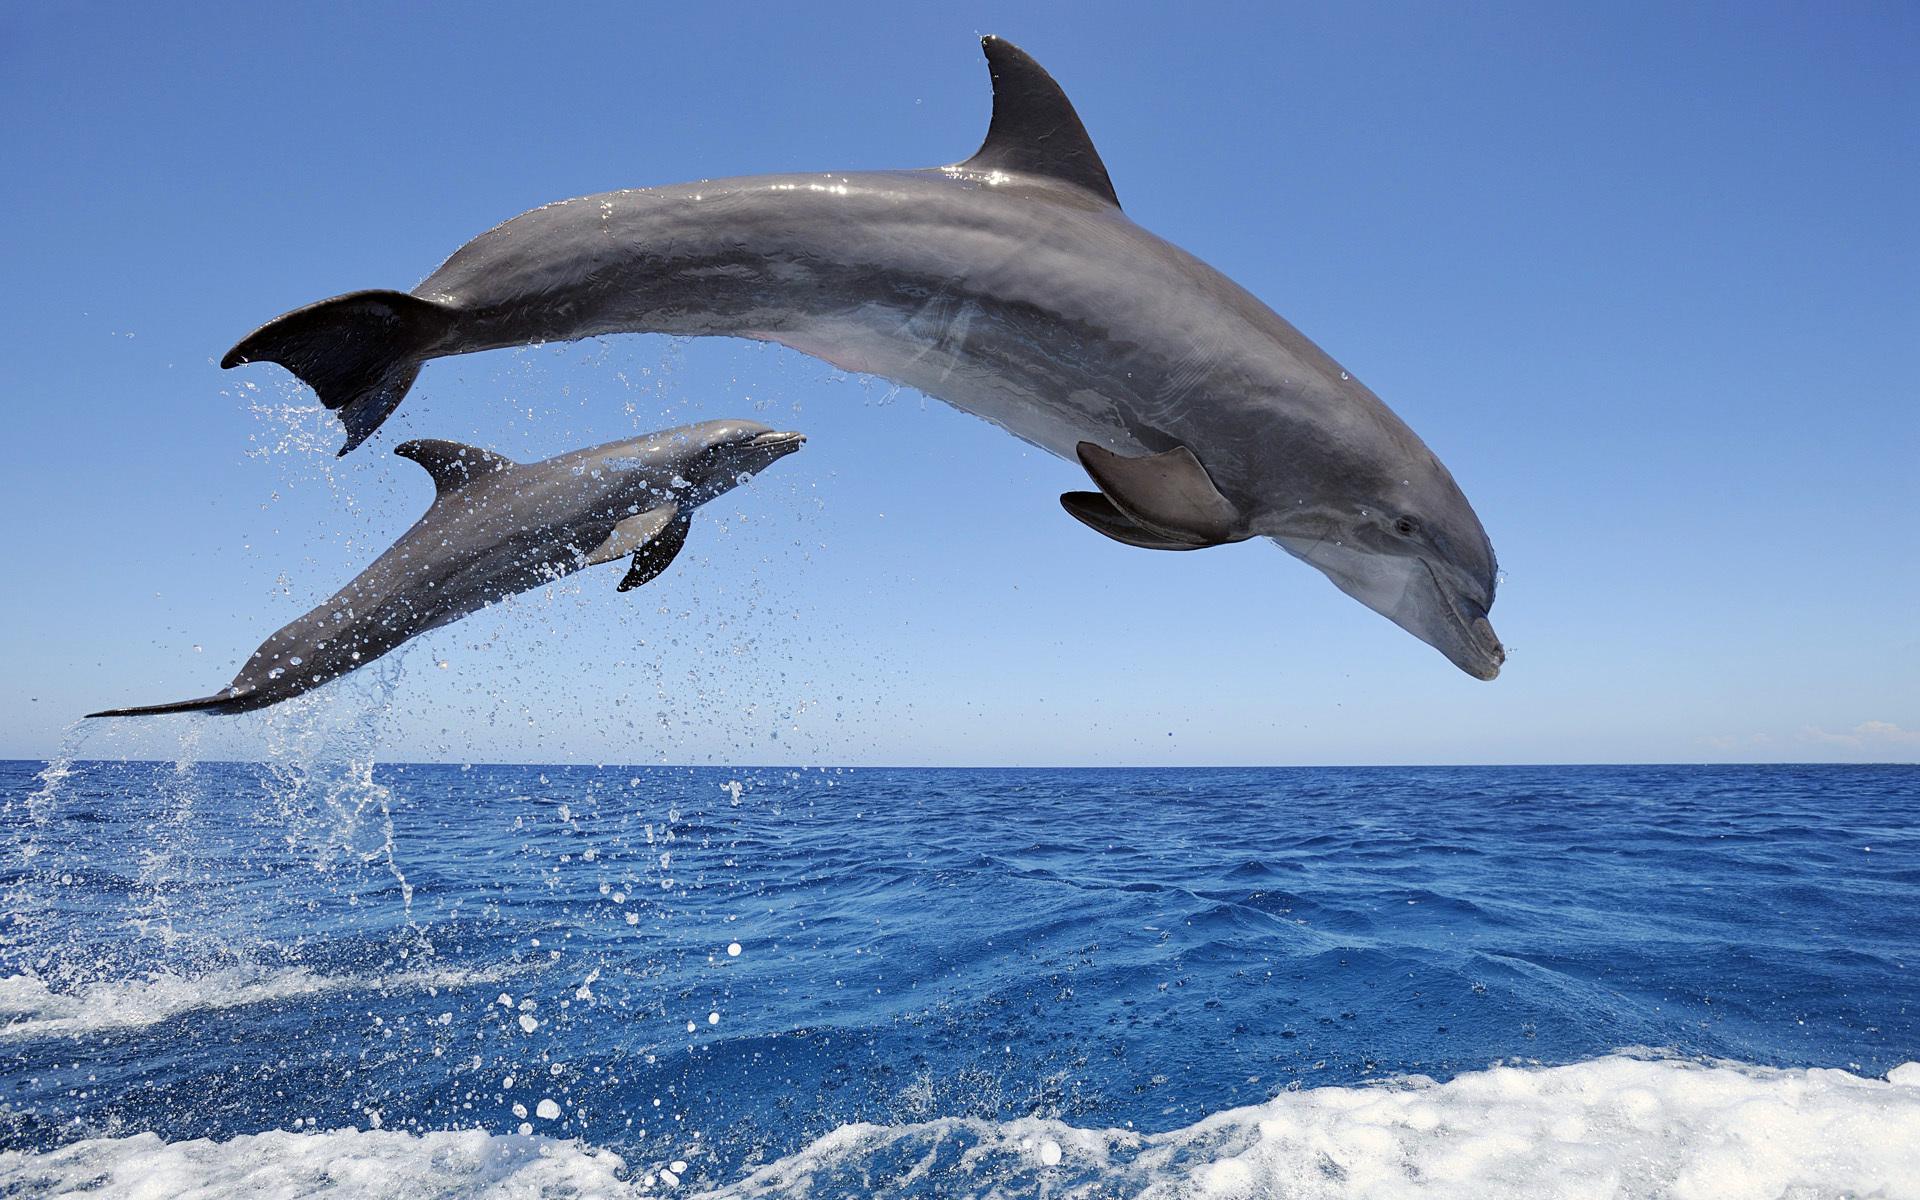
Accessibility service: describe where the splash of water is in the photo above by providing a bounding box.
[4,654,435,1020]
[255,654,422,943]
[12,721,87,864]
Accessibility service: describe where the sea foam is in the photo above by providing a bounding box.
[0,964,515,1041]
[0,1127,630,1200]
[1,1056,1914,1198]
[712,1055,1920,1200]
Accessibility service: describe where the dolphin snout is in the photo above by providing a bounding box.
[748,430,807,454]
[1419,558,1505,681]
[1463,615,1505,681]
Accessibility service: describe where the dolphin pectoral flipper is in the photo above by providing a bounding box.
[1060,492,1211,551]
[616,510,692,592]
[223,290,455,456]
[584,504,680,567]
[1074,442,1250,548]
[583,504,692,592]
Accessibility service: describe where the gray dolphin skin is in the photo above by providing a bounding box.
[88,421,805,717]
[222,38,1502,679]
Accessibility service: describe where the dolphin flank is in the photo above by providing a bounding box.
[89,421,805,717]
[224,37,1503,679]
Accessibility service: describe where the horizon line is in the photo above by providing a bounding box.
[5,758,1915,771]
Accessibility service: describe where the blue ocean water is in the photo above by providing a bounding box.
[1,759,1916,1195]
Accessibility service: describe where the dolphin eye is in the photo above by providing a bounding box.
[1395,516,1419,537]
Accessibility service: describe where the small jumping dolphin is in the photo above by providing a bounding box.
[223,38,1503,679]
[89,421,805,716]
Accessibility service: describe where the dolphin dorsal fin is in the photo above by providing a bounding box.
[959,36,1120,208]
[395,439,515,496]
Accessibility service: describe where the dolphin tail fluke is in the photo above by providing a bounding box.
[222,290,455,456]
[86,690,256,719]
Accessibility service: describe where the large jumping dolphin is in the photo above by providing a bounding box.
[89,421,805,716]
[223,38,1503,679]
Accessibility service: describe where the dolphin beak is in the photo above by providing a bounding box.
[1455,611,1505,681]
[747,431,807,456]
[1426,560,1504,681]
[1280,534,1506,682]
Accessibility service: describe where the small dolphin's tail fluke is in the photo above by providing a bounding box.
[86,691,256,719]
[222,290,455,456]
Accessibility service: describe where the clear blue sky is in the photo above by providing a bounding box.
[2,2,1914,765]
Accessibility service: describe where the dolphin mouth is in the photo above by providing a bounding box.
[1423,558,1504,681]
[747,431,807,454]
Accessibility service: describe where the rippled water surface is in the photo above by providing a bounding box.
[2,761,1916,1196]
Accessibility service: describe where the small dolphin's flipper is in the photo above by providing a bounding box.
[1061,492,1211,551]
[223,290,455,457]
[618,512,692,592]
[584,504,680,568]
[584,504,693,591]
[1075,442,1250,548]
[396,439,516,497]
[961,37,1120,208]
[87,690,255,719]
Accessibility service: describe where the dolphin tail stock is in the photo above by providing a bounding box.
[85,690,257,719]
[222,290,455,456]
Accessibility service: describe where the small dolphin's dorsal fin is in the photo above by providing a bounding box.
[1074,441,1251,548]
[395,439,515,495]
[583,503,693,592]
[960,36,1120,208]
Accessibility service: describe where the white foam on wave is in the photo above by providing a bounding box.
[0,963,519,1040]
[711,1055,1920,1200]
[1,1056,1914,1198]
[0,1127,630,1200]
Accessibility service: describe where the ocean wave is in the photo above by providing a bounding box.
[1,1056,1914,1198]
[0,1127,631,1200]
[710,1055,1920,1200]
[0,963,518,1041]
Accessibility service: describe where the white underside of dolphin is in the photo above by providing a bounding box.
[223,37,1504,680]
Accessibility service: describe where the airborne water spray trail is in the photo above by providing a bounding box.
[256,656,422,942]
[13,721,87,860]
[127,722,210,947]
[0,723,90,984]
[0,661,444,1051]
